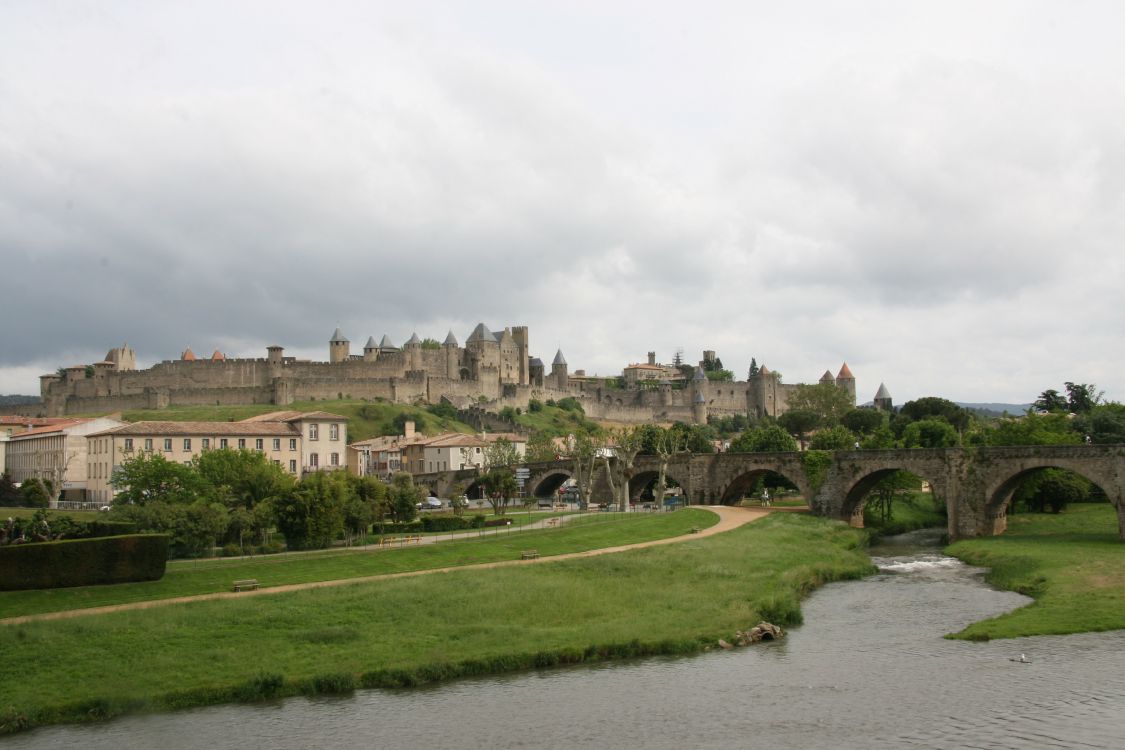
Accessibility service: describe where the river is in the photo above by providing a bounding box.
[8,529,1125,749]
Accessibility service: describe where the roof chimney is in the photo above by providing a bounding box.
[404,420,415,440]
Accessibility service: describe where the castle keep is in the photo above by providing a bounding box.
[33,326,861,423]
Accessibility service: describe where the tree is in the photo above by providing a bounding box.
[1074,403,1125,444]
[901,419,959,448]
[601,426,644,511]
[420,338,442,350]
[729,425,798,453]
[525,432,558,463]
[0,470,20,504]
[650,427,686,508]
[192,448,293,510]
[785,383,854,426]
[985,413,1080,446]
[1033,389,1067,413]
[566,432,603,510]
[480,468,519,514]
[1064,382,1103,414]
[111,452,209,505]
[705,369,734,382]
[20,478,52,508]
[778,409,821,448]
[274,471,348,550]
[865,471,922,524]
[388,472,421,523]
[899,397,970,434]
[841,408,884,436]
[1013,468,1092,513]
[809,425,858,451]
[350,474,390,522]
[748,358,760,378]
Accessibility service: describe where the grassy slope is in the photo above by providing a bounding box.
[81,399,477,442]
[0,514,872,732]
[945,503,1125,640]
[512,404,597,438]
[0,510,714,619]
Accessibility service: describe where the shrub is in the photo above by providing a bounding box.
[221,543,243,557]
[0,534,168,590]
[528,399,543,413]
[261,540,285,555]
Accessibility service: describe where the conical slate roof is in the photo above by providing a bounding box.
[406,332,422,345]
[837,362,855,379]
[529,357,544,367]
[693,366,707,382]
[443,330,458,346]
[874,382,891,400]
[693,391,706,404]
[364,336,378,349]
[820,370,835,383]
[330,328,348,343]
[467,323,493,343]
[378,334,397,349]
[758,365,771,375]
[552,349,567,366]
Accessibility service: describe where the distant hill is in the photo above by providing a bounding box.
[957,402,1031,418]
[0,394,40,407]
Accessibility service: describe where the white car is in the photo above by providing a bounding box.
[416,497,444,510]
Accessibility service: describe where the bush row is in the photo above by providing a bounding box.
[0,534,168,591]
[372,515,492,535]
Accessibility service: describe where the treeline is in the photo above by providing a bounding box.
[105,449,428,558]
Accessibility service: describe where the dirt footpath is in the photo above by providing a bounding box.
[1,506,773,626]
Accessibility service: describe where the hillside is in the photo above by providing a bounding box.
[78,399,479,442]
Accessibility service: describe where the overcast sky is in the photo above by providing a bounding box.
[2,1,1123,405]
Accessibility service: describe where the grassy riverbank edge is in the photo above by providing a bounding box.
[943,504,1125,641]
[0,514,874,735]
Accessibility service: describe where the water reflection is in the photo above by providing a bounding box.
[9,530,1125,749]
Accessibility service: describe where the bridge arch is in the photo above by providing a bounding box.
[982,461,1120,536]
[629,469,688,504]
[527,469,573,498]
[718,468,805,506]
[839,463,951,530]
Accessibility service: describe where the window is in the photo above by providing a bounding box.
[202,438,210,449]
[183,439,191,451]
[289,438,297,451]
[272,438,280,451]
[331,452,339,466]
[273,460,281,467]
[144,438,153,451]
[164,438,172,452]
[310,453,319,467]
[309,424,319,441]
[289,459,297,473]
[238,438,246,449]
[255,438,263,451]
[220,438,228,449]
[124,438,133,451]
[330,424,339,441]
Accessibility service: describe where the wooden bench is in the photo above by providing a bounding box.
[547,518,560,527]
[690,527,701,534]
[232,579,259,592]
[521,550,540,560]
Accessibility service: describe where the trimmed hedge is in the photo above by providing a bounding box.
[0,534,169,591]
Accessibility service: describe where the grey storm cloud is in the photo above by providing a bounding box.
[1,1,1124,403]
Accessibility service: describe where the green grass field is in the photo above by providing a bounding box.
[0,510,714,619]
[945,503,1125,640]
[0,513,872,733]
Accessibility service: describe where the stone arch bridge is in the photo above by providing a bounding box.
[413,445,1125,540]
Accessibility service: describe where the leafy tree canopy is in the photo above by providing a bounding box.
[841,408,885,436]
[111,452,210,505]
[984,413,1081,446]
[809,425,858,451]
[901,418,960,448]
[785,383,854,426]
[899,397,970,433]
[730,425,798,453]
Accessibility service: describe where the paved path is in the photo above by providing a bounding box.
[1,506,774,626]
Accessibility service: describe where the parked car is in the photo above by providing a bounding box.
[416,497,444,510]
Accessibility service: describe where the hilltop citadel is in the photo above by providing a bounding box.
[30,324,875,423]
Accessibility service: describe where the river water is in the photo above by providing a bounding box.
[9,530,1125,749]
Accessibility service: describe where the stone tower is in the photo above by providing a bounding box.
[874,383,893,412]
[329,328,350,363]
[819,370,835,386]
[363,336,379,362]
[443,331,460,379]
[405,332,422,370]
[836,362,856,405]
[267,345,284,365]
[551,349,568,390]
[692,390,708,425]
[511,325,530,385]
